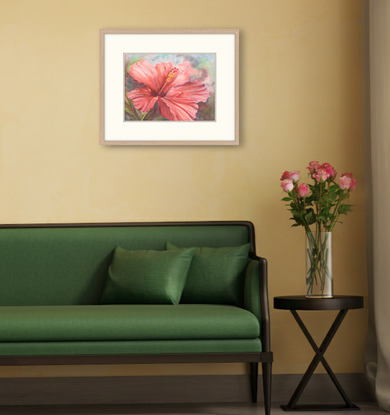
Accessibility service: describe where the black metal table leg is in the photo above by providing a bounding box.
[281,309,360,412]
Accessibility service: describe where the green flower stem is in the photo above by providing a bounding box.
[308,232,319,285]
[306,231,331,296]
[329,189,347,232]
[290,190,311,232]
[329,194,342,231]
[317,182,322,235]
[140,111,149,121]
[301,197,311,233]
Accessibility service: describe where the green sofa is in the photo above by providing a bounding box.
[0,221,272,414]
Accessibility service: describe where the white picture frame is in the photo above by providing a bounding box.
[99,29,239,146]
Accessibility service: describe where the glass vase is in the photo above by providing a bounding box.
[306,231,333,298]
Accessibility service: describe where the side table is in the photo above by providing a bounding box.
[274,295,364,411]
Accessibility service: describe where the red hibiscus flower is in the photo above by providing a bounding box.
[127,60,210,121]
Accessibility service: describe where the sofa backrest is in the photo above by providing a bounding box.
[0,222,254,306]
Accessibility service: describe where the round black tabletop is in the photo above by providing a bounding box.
[274,295,364,311]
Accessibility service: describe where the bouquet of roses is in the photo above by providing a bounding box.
[280,161,357,233]
[280,161,358,297]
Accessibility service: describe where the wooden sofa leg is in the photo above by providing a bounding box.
[262,361,272,415]
[250,362,258,403]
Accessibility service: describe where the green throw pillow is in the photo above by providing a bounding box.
[100,247,195,305]
[165,242,251,306]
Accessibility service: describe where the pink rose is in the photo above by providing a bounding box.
[281,179,294,192]
[340,173,358,190]
[320,163,337,180]
[289,170,300,182]
[306,161,320,174]
[281,170,300,182]
[350,178,358,191]
[312,168,330,182]
[280,171,290,180]
[339,174,352,190]
[296,183,309,198]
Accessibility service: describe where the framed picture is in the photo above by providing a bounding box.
[99,29,239,146]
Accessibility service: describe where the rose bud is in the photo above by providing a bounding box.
[297,183,309,198]
[281,179,294,192]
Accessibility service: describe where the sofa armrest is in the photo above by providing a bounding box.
[243,256,271,352]
[243,259,262,322]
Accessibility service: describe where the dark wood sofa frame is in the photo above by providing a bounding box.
[0,221,273,414]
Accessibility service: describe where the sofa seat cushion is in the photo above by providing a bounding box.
[0,305,260,342]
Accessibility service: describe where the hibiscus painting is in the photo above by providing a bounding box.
[124,53,216,121]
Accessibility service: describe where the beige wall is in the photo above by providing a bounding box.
[0,0,366,378]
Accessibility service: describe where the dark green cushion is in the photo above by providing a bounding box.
[165,242,250,306]
[100,247,195,305]
[0,304,260,342]
[0,339,262,356]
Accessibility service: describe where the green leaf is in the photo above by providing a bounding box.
[126,57,142,70]
[149,116,166,121]
[125,106,135,117]
[338,204,354,215]
[282,197,292,202]
[290,217,303,226]
[305,210,316,225]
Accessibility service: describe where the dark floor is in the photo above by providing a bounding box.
[0,402,386,415]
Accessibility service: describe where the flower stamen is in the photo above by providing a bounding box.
[158,67,179,95]
[166,71,176,83]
